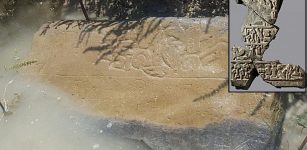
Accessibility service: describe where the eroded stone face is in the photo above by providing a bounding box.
[255,61,305,87]
[231,0,306,90]
[25,18,282,129]
[242,0,283,24]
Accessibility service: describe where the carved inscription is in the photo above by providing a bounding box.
[93,26,226,78]
[242,23,279,60]
[231,0,305,89]
[243,24,278,46]
[242,0,282,24]
[256,62,304,81]
[231,47,257,89]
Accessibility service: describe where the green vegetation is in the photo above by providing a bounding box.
[4,60,37,71]
[296,112,307,128]
[1,0,228,22]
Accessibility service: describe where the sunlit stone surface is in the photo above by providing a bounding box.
[25,17,285,149]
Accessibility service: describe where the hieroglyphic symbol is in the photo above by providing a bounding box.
[231,0,305,89]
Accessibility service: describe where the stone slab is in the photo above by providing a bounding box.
[24,17,285,149]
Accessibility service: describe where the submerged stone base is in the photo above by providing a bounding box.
[25,17,284,149]
[92,118,281,150]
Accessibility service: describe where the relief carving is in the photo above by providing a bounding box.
[231,0,305,89]
[241,0,282,24]
[91,23,226,78]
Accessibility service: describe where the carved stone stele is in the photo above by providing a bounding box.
[231,0,305,90]
[24,18,285,149]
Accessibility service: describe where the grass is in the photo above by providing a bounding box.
[296,112,307,128]
[4,59,37,71]
[296,112,307,150]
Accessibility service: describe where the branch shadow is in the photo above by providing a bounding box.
[193,79,228,102]
[71,17,164,64]
[204,17,212,33]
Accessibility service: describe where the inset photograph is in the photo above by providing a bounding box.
[229,0,306,92]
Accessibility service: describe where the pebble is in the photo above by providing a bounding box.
[92,144,100,149]
[107,122,112,128]
[8,80,14,85]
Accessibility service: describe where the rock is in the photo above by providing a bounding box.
[95,118,282,150]
[25,17,285,149]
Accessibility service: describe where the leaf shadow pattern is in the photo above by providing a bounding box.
[39,20,93,36]
[72,17,164,64]
[193,79,228,102]
[204,17,212,33]
[53,20,91,30]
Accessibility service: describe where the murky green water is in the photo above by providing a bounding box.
[0,4,149,150]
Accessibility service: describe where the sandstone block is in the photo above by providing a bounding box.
[25,17,284,149]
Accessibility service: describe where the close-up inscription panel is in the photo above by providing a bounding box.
[230,0,306,91]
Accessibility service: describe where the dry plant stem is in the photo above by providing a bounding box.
[0,80,13,113]
[0,101,6,112]
[1,89,8,113]
[298,135,307,150]
[0,113,4,122]
[79,0,90,21]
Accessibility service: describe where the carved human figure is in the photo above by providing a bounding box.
[239,66,245,80]
[255,28,263,43]
[281,66,288,80]
[291,65,303,80]
[285,65,293,80]
[232,65,237,79]
[255,46,262,59]
[233,63,240,79]
[264,29,272,38]
[277,65,284,79]
[253,29,258,43]
[245,29,252,43]
[232,47,238,60]
[244,64,251,79]
[270,63,278,79]
[264,64,271,79]
[271,7,277,18]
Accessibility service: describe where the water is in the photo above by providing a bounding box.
[0,76,148,150]
[0,4,149,150]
